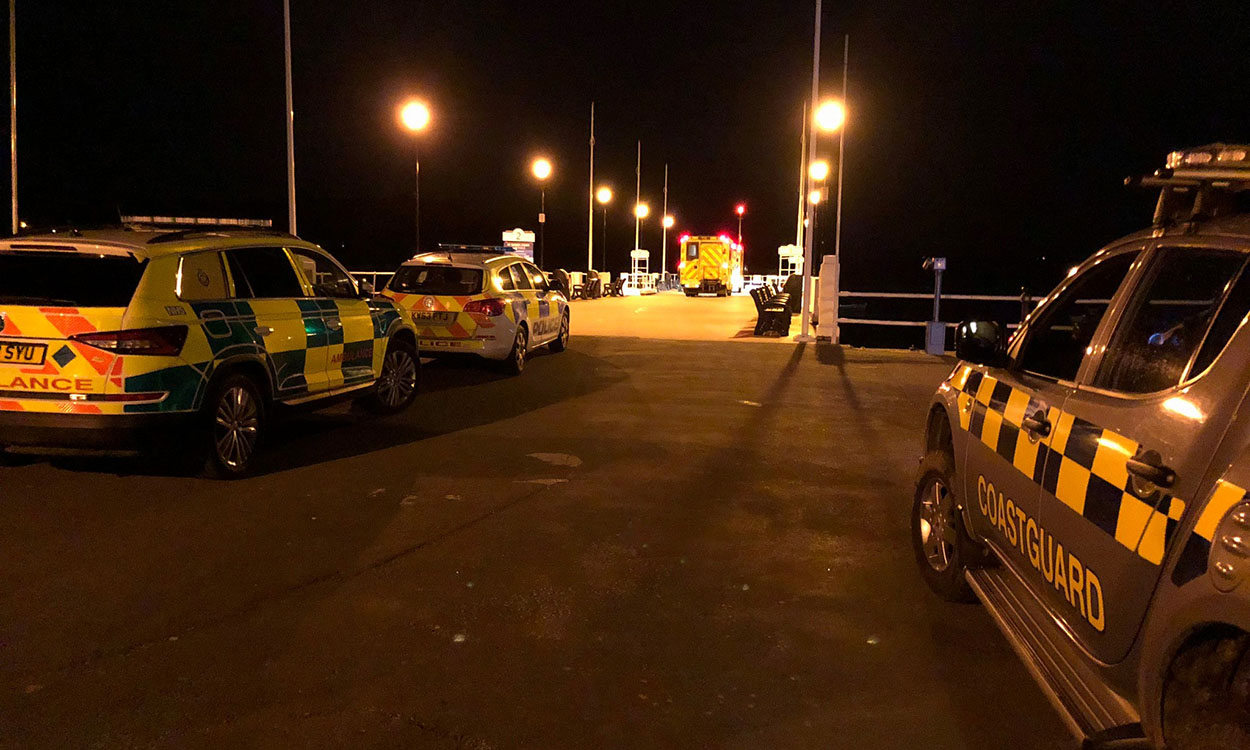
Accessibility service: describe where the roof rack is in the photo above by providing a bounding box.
[434,244,515,254]
[1126,144,1250,226]
[115,216,293,245]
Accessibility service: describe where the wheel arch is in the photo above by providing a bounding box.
[202,355,273,408]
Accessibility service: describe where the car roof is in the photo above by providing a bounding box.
[401,252,521,269]
[0,228,322,260]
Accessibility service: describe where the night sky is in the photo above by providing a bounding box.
[12,1,1250,295]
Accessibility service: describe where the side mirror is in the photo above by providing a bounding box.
[358,279,375,297]
[954,320,1008,367]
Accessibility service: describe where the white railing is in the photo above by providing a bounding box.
[837,290,1036,330]
[350,270,395,291]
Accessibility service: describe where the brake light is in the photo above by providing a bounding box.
[678,261,686,270]
[70,325,188,356]
[463,298,506,317]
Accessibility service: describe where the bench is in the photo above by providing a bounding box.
[751,285,792,336]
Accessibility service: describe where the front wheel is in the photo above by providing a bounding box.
[549,311,570,353]
[911,450,979,602]
[362,338,420,414]
[684,289,698,297]
[204,373,266,479]
[1164,633,1250,750]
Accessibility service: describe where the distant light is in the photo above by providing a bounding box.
[678,233,690,244]
[809,160,830,181]
[735,203,746,216]
[718,234,731,244]
[596,186,613,204]
[815,100,846,132]
[399,100,431,132]
[808,189,823,205]
[531,157,553,181]
[635,202,650,219]
[662,215,675,229]
[18,220,27,229]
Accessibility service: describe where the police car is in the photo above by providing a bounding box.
[913,145,1250,749]
[381,246,569,374]
[0,220,420,477]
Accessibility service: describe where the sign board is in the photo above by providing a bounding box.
[502,228,535,262]
[778,244,802,258]
[932,257,946,271]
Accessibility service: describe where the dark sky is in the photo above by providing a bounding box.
[13,1,1250,294]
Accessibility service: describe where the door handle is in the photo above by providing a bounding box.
[1127,457,1176,489]
[326,317,343,331]
[1022,411,1051,437]
[254,326,274,336]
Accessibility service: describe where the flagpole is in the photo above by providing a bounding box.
[587,102,595,270]
[283,0,297,235]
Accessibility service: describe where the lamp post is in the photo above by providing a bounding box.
[798,95,846,341]
[633,201,649,252]
[662,214,675,280]
[735,203,746,245]
[531,157,552,268]
[596,186,612,270]
[399,99,430,252]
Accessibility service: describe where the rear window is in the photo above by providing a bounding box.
[0,251,148,307]
[388,265,483,296]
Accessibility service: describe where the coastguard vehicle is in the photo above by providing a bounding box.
[913,145,1250,749]
[678,234,744,296]
[381,246,569,374]
[0,220,420,477]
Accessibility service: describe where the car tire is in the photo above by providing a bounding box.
[549,311,570,353]
[1164,632,1250,750]
[684,289,697,297]
[361,338,420,415]
[503,325,527,375]
[203,372,266,479]
[911,450,980,603]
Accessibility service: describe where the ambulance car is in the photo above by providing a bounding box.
[678,234,744,296]
[0,224,419,477]
[913,145,1250,749]
[382,247,569,374]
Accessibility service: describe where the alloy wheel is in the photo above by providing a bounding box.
[214,385,259,470]
[377,349,417,408]
[918,477,958,572]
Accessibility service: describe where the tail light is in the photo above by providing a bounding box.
[70,325,188,356]
[463,298,506,317]
[678,261,686,270]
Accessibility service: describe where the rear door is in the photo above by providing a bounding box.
[0,248,144,410]
[1039,243,1250,662]
[290,248,376,389]
[223,247,325,395]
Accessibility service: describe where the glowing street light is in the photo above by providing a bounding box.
[815,99,846,133]
[531,157,553,268]
[662,215,674,229]
[735,202,746,244]
[808,189,823,205]
[809,159,830,182]
[634,202,649,220]
[398,98,431,251]
[596,186,613,269]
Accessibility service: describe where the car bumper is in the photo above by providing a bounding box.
[419,335,513,361]
[0,409,197,450]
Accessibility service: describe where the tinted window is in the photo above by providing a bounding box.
[1095,248,1246,393]
[1015,251,1137,382]
[0,250,147,307]
[388,265,483,295]
[290,249,359,299]
[225,247,304,299]
[1191,262,1250,376]
[496,266,516,291]
[511,264,534,290]
[523,263,549,291]
[686,242,699,260]
[177,251,228,301]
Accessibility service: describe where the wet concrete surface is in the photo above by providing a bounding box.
[0,338,1071,748]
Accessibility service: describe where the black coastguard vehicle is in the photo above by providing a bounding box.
[913,145,1250,749]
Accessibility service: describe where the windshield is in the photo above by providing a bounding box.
[388,265,483,296]
[0,251,148,307]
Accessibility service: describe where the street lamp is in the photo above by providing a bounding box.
[808,159,830,182]
[398,99,431,252]
[531,157,553,268]
[596,185,612,270]
[815,99,846,133]
[735,202,746,245]
[662,214,675,277]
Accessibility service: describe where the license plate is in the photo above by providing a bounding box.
[413,311,456,324]
[0,342,47,365]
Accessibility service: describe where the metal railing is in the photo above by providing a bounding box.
[837,290,1036,330]
[350,270,395,291]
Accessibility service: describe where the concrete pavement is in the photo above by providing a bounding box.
[0,337,1070,748]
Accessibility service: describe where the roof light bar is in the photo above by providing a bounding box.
[120,216,273,228]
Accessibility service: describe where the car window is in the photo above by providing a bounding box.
[511,264,534,290]
[0,250,147,307]
[1094,248,1247,393]
[496,266,516,291]
[686,242,699,260]
[523,263,549,291]
[290,248,359,299]
[388,265,484,295]
[177,251,228,301]
[1190,261,1250,377]
[224,247,304,299]
[1014,250,1138,382]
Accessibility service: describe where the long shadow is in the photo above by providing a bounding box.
[29,347,628,478]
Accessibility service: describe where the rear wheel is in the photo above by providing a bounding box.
[503,325,528,375]
[549,311,570,353]
[361,338,420,414]
[1164,632,1250,750]
[204,373,265,479]
[684,289,698,297]
[911,450,979,602]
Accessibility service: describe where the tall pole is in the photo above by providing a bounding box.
[282,0,297,235]
[633,141,641,251]
[601,206,608,270]
[795,102,808,248]
[413,142,420,251]
[8,0,15,234]
[587,102,595,270]
[832,34,848,343]
[661,163,668,277]
[538,188,545,268]
[797,0,822,342]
